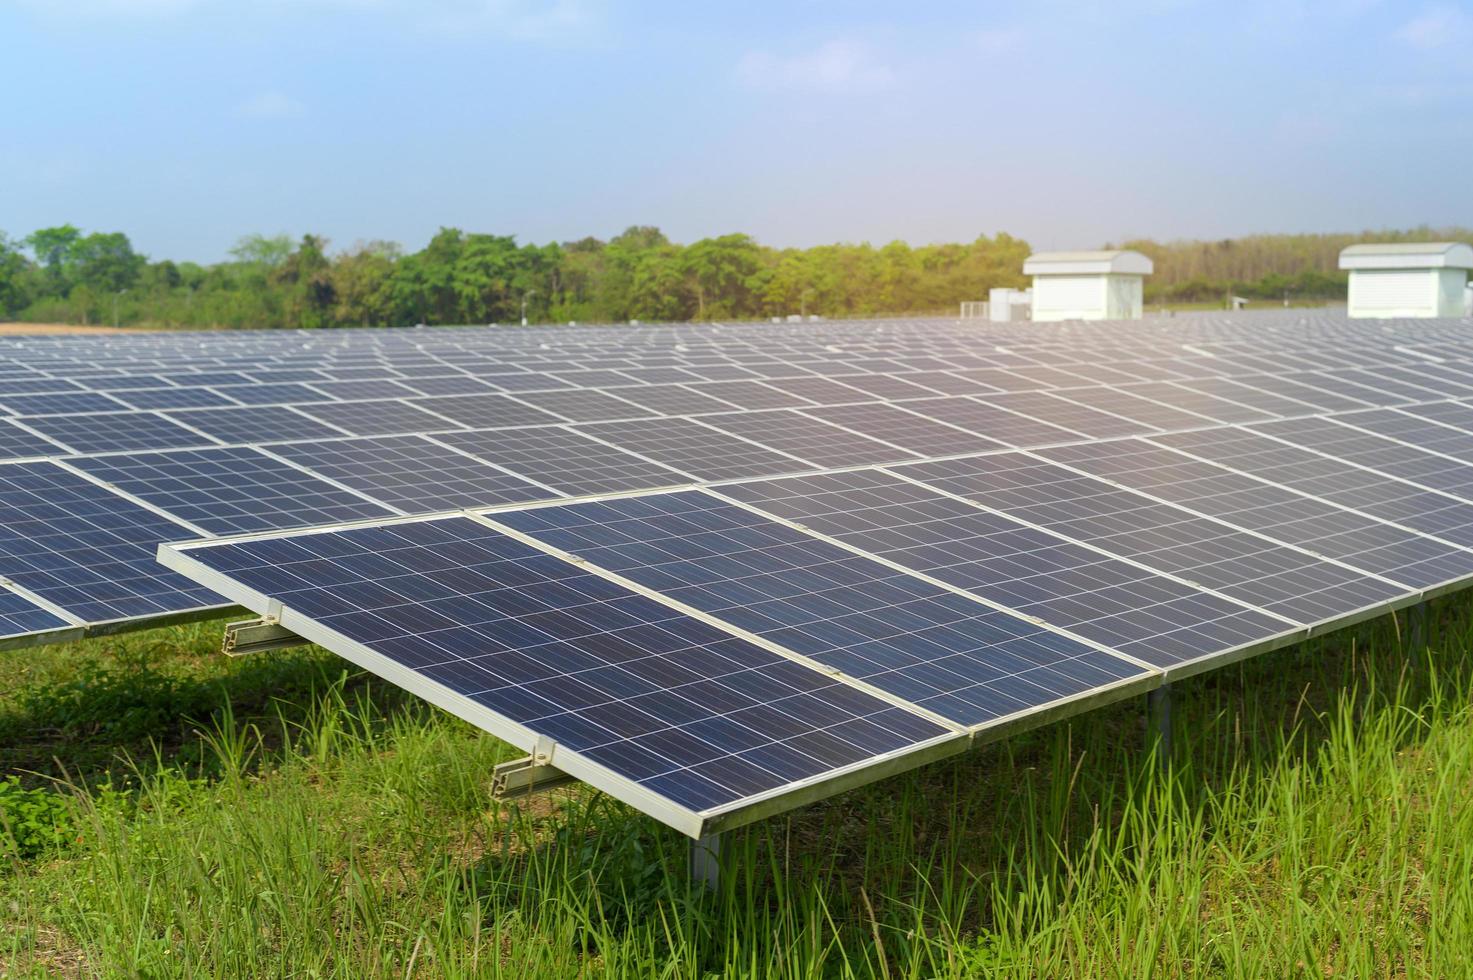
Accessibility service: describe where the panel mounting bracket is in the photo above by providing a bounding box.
[491,741,578,800]
[222,617,308,657]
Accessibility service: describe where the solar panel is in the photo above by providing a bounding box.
[896,453,1409,624]
[7,310,1473,839]
[269,435,559,512]
[216,383,334,406]
[496,491,1151,728]
[0,461,227,622]
[979,392,1150,438]
[0,419,66,460]
[1150,427,1473,548]
[1251,417,1473,500]
[578,417,809,482]
[715,469,1294,669]
[23,411,222,454]
[1036,439,1473,591]
[435,426,690,496]
[66,447,396,534]
[166,405,350,444]
[801,403,1005,458]
[411,394,565,428]
[599,384,743,417]
[682,380,814,410]
[307,379,420,401]
[161,516,959,831]
[293,399,463,436]
[903,396,1079,447]
[700,409,918,468]
[0,588,75,646]
[110,387,240,410]
[0,391,130,415]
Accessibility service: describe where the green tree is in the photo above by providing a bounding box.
[0,233,33,317]
[24,224,81,296]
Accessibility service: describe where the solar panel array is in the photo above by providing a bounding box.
[9,309,1473,835]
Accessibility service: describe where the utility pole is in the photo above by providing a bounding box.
[114,289,128,328]
[521,290,535,327]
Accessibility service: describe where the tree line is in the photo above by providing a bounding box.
[0,223,1466,328]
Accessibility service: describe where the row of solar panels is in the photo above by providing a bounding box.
[6,319,1473,647]
[158,407,1473,836]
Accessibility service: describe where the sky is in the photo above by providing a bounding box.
[3,0,1471,263]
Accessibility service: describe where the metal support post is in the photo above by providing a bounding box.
[1406,600,1429,653]
[689,832,721,890]
[1147,683,1172,766]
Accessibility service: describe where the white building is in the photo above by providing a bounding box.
[1340,242,1473,319]
[1022,250,1153,322]
[987,287,1032,322]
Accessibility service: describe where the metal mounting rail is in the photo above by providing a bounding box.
[222,617,309,657]
[492,754,577,800]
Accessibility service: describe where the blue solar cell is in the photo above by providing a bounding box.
[0,419,66,461]
[23,412,220,454]
[719,469,1294,668]
[0,461,226,622]
[177,516,953,813]
[269,435,559,512]
[497,491,1148,727]
[67,446,395,534]
[0,589,72,639]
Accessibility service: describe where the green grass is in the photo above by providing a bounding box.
[2,603,1472,978]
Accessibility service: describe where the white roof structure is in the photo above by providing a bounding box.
[1339,242,1473,270]
[1023,250,1154,276]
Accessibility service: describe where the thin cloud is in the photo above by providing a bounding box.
[14,0,605,42]
[237,91,306,119]
[737,39,895,94]
[1394,4,1473,48]
[972,28,1024,54]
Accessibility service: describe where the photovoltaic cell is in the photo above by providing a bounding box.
[412,394,565,429]
[436,426,690,496]
[701,409,919,468]
[681,380,814,410]
[294,399,463,436]
[498,491,1149,728]
[111,387,240,410]
[173,516,952,814]
[0,589,72,640]
[979,392,1150,438]
[1150,427,1473,548]
[0,461,226,621]
[67,446,395,534]
[903,397,1079,447]
[217,383,334,406]
[896,452,1409,624]
[1037,438,1473,590]
[3,391,130,415]
[599,384,744,417]
[801,403,1005,458]
[717,470,1292,668]
[1251,417,1473,500]
[24,412,221,454]
[0,419,66,460]
[270,435,558,512]
[167,406,351,444]
[510,389,657,423]
[579,417,809,482]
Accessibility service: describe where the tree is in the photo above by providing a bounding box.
[274,235,336,328]
[0,233,33,317]
[24,225,81,296]
[679,234,765,319]
[69,232,145,293]
[230,233,294,268]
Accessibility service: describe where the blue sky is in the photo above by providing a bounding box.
[4,0,1470,262]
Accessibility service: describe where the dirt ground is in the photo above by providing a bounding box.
[0,322,153,335]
